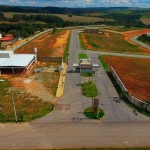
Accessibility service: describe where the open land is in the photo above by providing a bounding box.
[0,29,72,122]
[15,29,70,57]
[140,18,150,25]
[102,56,150,102]
[80,29,150,54]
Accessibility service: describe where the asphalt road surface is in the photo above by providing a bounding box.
[0,30,150,149]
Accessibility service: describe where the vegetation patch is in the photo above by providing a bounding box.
[82,81,98,97]
[80,32,146,53]
[63,31,71,62]
[0,79,54,122]
[78,53,88,59]
[98,55,109,71]
[84,107,104,119]
[79,33,87,50]
[137,34,150,46]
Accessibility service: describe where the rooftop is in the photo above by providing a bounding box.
[0,54,35,67]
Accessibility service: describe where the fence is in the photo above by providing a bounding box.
[10,29,52,51]
[37,57,62,62]
[110,66,150,112]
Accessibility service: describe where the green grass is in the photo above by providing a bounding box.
[98,55,109,71]
[78,53,88,59]
[0,78,55,122]
[137,38,150,46]
[84,107,104,119]
[63,30,71,63]
[79,33,87,50]
[81,32,144,53]
[82,81,98,97]
[80,73,91,77]
[104,26,144,32]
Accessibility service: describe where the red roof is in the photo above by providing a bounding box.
[0,37,14,41]
[5,34,13,37]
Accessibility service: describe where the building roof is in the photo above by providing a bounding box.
[0,54,35,67]
[5,34,13,37]
[0,37,14,41]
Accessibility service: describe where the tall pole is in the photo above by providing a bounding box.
[12,91,17,122]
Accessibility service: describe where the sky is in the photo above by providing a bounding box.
[0,0,150,8]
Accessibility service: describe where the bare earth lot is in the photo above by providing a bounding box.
[15,29,70,57]
[0,29,71,121]
[103,56,150,102]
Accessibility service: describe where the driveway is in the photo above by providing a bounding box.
[0,29,150,149]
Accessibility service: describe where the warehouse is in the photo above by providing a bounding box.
[0,51,36,76]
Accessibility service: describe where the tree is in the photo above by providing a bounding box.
[88,80,94,94]
[68,13,72,17]
[87,72,94,81]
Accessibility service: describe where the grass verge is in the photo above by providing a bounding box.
[84,107,104,119]
[78,33,87,50]
[98,55,109,71]
[82,81,98,98]
[63,30,71,63]
[0,78,55,122]
[78,53,88,59]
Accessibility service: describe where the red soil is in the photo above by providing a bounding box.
[103,56,150,102]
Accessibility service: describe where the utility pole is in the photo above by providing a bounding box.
[11,90,17,122]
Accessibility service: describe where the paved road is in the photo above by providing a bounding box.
[0,29,150,149]
[130,35,150,50]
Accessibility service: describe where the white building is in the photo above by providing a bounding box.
[0,50,36,76]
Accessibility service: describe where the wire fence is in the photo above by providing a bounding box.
[110,66,150,112]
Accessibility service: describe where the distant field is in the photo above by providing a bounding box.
[140,18,150,25]
[102,56,150,102]
[103,26,144,32]
[80,32,149,54]
[3,12,105,23]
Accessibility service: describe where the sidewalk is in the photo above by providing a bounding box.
[56,62,67,97]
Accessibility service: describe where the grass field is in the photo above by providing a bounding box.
[80,32,146,54]
[0,78,54,122]
[103,26,144,32]
[102,56,150,102]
